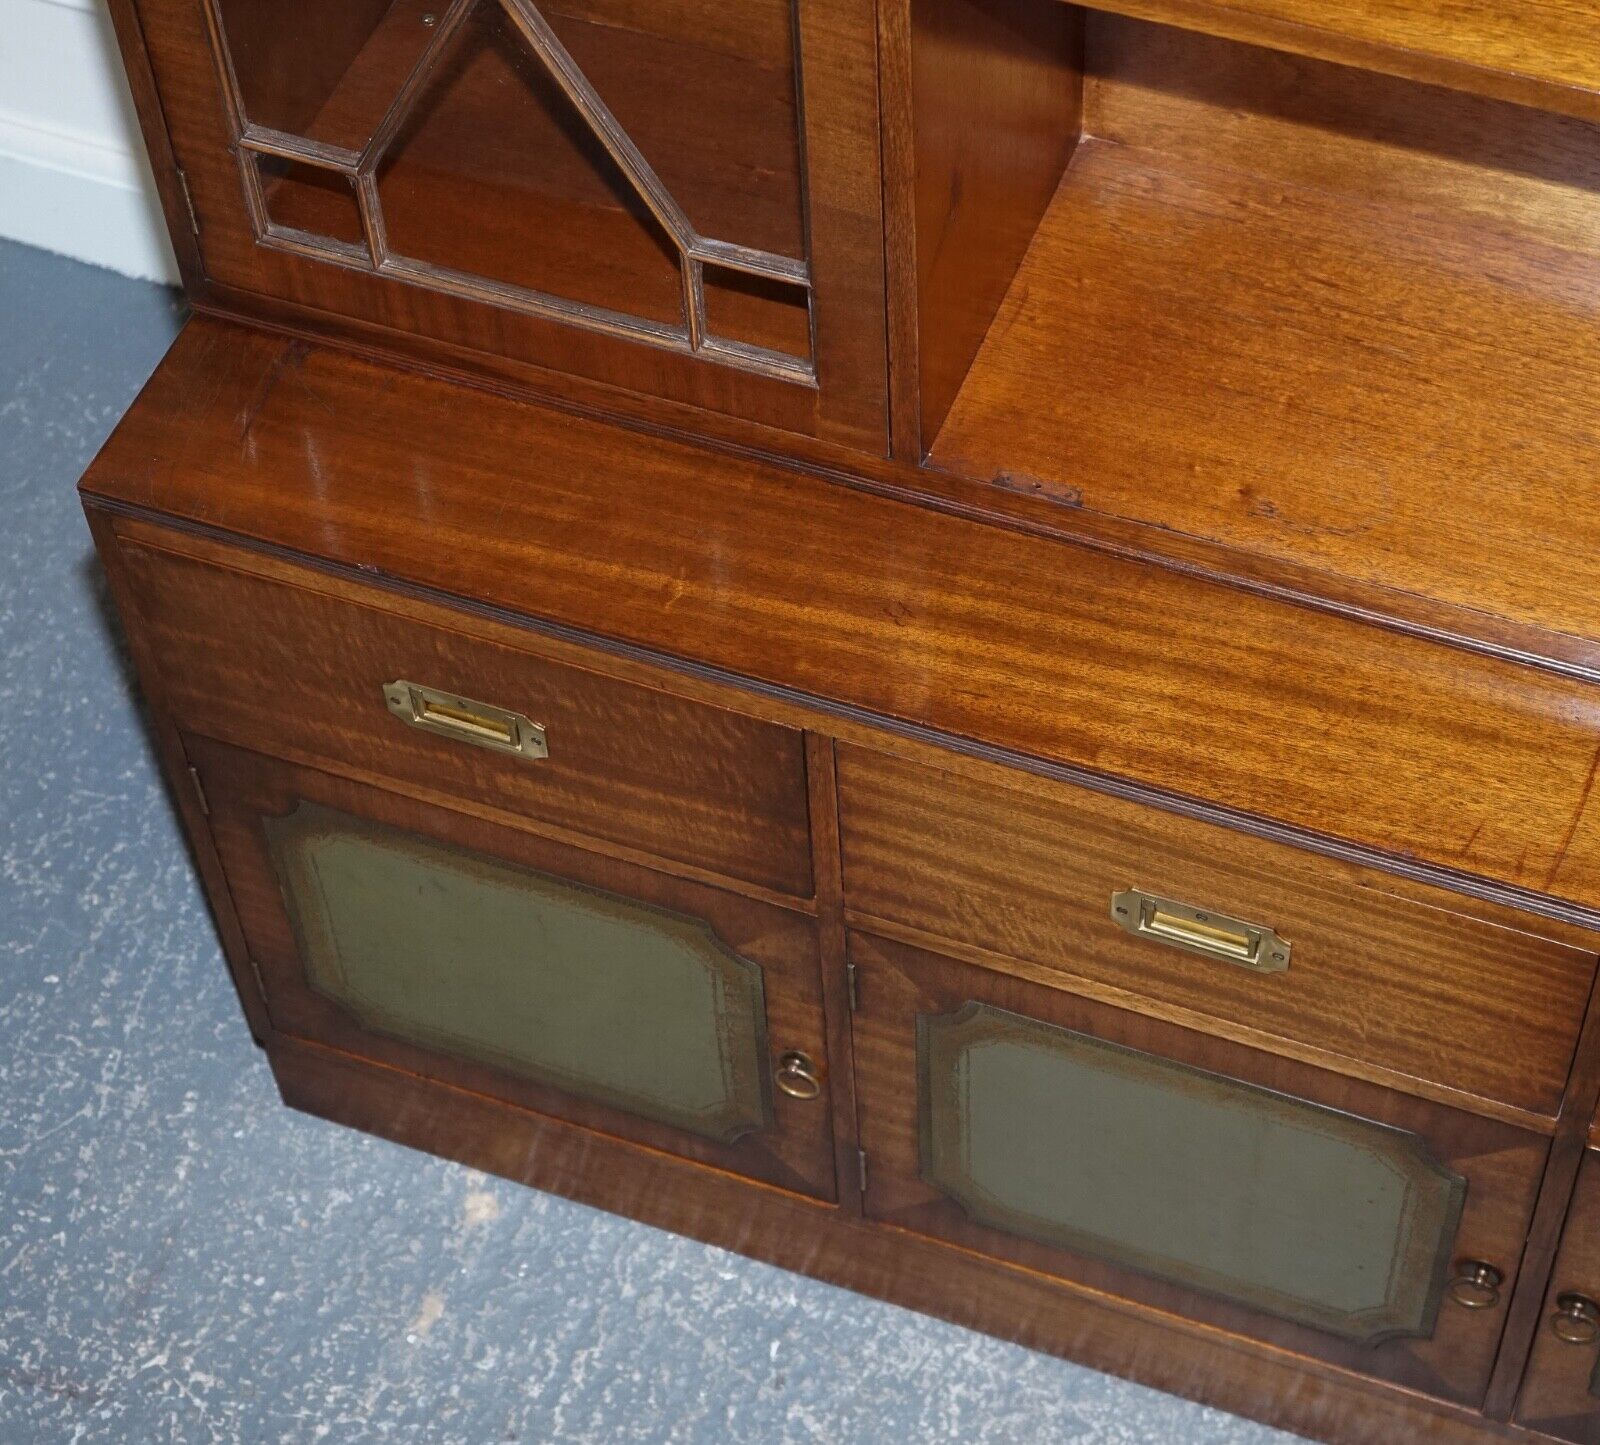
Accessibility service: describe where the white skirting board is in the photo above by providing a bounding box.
[0,114,180,284]
[0,0,180,284]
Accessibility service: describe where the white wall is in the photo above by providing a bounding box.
[0,0,180,282]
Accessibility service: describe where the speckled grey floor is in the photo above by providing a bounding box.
[0,236,1306,1444]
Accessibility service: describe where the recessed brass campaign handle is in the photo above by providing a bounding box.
[383,680,548,762]
[1111,889,1290,974]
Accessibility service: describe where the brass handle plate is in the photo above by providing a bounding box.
[774,1050,822,1101]
[383,680,548,762]
[1551,1293,1600,1344]
[1447,1261,1504,1310]
[1111,889,1290,974]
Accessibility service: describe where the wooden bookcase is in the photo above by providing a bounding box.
[83,0,1600,1439]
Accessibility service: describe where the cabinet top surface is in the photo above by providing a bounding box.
[81,318,1600,927]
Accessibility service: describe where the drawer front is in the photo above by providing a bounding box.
[121,539,812,896]
[1515,1151,1600,1443]
[837,745,1595,1117]
[851,930,1546,1406]
[195,737,836,1199]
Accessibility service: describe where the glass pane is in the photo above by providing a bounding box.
[267,802,771,1144]
[212,0,805,259]
[213,0,439,151]
[703,266,811,361]
[373,0,684,327]
[540,0,806,260]
[919,1003,1466,1344]
[256,156,366,248]
[208,0,817,370]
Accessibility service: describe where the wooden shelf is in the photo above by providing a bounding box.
[1075,0,1600,123]
[927,134,1600,643]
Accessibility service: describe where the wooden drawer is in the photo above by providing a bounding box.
[837,744,1597,1119]
[118,537,813,896]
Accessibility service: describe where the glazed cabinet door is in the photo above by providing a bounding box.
[129,0,885,445]
[190,736,836,1200]
[1516,1152,1600,1442]
[851,931,1546,1407]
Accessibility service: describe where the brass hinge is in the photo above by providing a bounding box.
[846,961,858,1013]
[176,168,199,235]
[857,1148,868,1195]
[187,764,210,816]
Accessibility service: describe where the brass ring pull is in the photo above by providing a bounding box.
[1447,1261,1504,1310]
[1551,1293,1600,1345]
[774,1050,822,1101]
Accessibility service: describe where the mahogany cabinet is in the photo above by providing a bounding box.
[83,0,1600,1439]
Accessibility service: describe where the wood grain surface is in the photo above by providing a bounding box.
[117,534,814,897]
[271,1032,1533,1443]
[85,4,1600,1439]
[837,743,1599,1123]
[927,135,1600,642]
[909,0,1083,447]
[196,736,838,1200]
[849,928,1549,1408]
[1513,1151,1600,1441]
[1066,0,1600,121]
[80,320,1600,922]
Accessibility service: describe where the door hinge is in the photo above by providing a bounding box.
[857,1148,868,1195]
[176,168,199,235]
[187,764,210,816]
[846,961,858,1013]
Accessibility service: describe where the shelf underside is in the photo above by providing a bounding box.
[928,137,1600,644]
[1077,0,1600,123]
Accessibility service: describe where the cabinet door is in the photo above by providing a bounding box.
[193,736,836,1199]
[851,931,1546,1406]
[1515,1152,1600,1442]
[132,0,885,446]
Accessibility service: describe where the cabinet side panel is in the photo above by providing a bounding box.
[910,0,1082,450]
[105,0,205,288]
